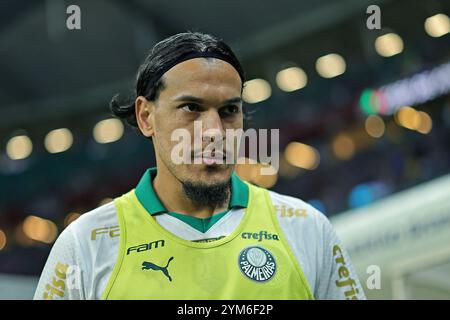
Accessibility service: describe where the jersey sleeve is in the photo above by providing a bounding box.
[316,216,366,300]
[33,226,86,300]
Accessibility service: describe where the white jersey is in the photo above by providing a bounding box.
[34,189,365,300]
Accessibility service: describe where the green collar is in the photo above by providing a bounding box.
[135,167,249,216]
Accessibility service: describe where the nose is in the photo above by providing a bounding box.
[201,109,225,142]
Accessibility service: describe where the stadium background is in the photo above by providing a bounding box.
[0,0,449,299]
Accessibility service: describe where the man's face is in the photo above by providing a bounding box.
[144,58,243,186]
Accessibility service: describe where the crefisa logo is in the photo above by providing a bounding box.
[238,246,276,282]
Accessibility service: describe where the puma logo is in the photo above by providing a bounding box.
[141,257,174,282]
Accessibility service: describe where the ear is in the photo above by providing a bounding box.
[135,96,155,138]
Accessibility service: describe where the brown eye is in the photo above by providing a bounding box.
[219,105,240,117]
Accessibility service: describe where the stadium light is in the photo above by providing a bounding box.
[331,133,355,160]
[395,106,417,130]
[6,135,33,160]
[22,215,58,244]
[44,128,73,154]
[315,53,346,78]
[425,13,450,38]
[375,32,404,57]
[276,67,308,92]
[242,78,272,103]
[365,115,385,138]
[415,111,433,134]
[284,142,320,170]
[394,106,433,134]
[93,118,124,144]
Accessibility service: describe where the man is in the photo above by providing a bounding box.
[34,32,365,300]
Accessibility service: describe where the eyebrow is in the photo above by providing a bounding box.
[173,95,242,105]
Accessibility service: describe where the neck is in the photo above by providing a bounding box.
[152,160,230,219]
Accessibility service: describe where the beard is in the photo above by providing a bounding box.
[181,178,231,209]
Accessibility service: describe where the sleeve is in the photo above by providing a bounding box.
[315,216,366,300]
[33,227,86,300]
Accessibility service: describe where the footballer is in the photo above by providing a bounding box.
[34,32,365,300]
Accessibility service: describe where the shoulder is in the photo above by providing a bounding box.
[67,201,119,243]
[265,190,337,296]
[267,189,332,234]
[60,201,120,274]
[62,201,120,299]
[35,201,120,300]
[267,189,341,268]
[266,189,338,257]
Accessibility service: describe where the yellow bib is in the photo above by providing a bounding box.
[102,183,314,300]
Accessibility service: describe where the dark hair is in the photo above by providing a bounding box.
[110,32,246,129]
